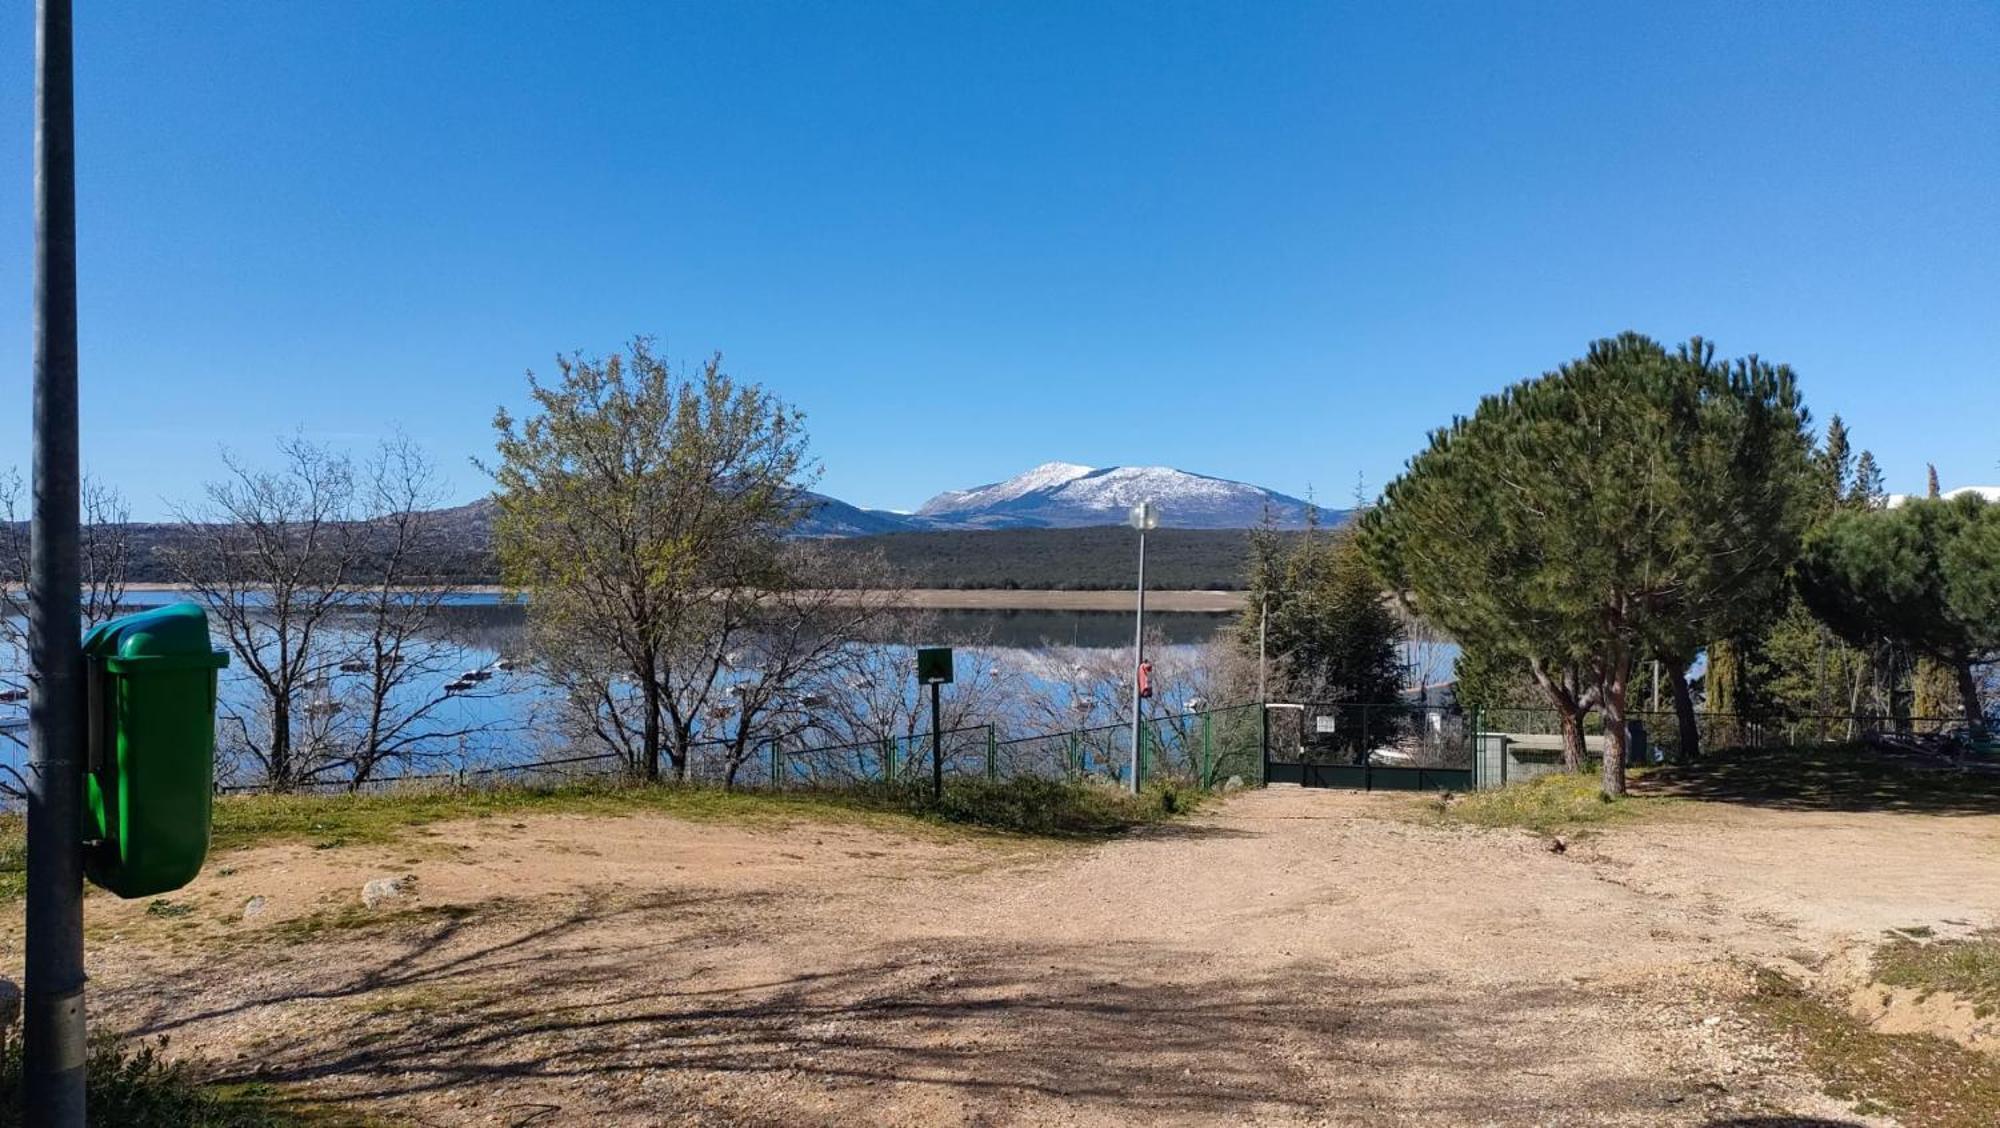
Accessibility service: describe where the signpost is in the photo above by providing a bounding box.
[1127,501,1159,793]
[916,647,953,802]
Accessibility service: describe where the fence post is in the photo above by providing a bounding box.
[883,735,895,782]
[1068,732,1080,779]
[1201,710,1213,786]
[770,741,781,789]
[1259,704,1269,786]
[1360,704,1371,793]
[986,724,997,782]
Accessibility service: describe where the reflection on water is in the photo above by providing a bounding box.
[90,590,1232,652]
[2,595,1232,786]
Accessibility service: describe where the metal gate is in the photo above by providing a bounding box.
[1263,702,1475,791]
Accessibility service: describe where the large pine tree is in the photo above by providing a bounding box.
[1361,334,1814,794]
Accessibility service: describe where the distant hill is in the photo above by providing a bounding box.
[22,461,1341,588]
[816,525,1319,590]
[909,462,1320,530]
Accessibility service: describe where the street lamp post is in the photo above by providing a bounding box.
[27,1,88,1123]
[1127,501,1158,794]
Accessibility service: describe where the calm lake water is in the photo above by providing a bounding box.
[1,594,1237,783]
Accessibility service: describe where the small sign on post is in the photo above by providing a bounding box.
[1315,714,1339,735]
[916,647,954,685]
[915,648,953,802]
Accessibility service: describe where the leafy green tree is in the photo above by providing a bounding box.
[1796,494,2000,727]
[1849,451,1886,509]
[1817,415,1854,504]
[1704,417,1892,734]
[1361,333,1813,794]
[1244,512,1405,709]
[488,340,815,780]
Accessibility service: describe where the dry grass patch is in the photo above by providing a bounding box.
[1423,770,1678,835]
[1744,967,2000,1126]
[1874,929,2000,1019]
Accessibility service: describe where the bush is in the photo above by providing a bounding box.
[855,776,1197,837]
[1428,771,1672,835]
[0,1033,345,1127]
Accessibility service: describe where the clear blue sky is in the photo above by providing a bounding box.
[3,1,1996,519]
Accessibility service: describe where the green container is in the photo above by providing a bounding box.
[81,602,229,898]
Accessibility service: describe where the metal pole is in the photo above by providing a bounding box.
[1129,525,1146,794]
[1257,596,1268,704]
[27,1,88,1122]
[929,681,942,803]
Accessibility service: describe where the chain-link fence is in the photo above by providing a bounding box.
[1471,707,1981,786]
[210,703,1267,796]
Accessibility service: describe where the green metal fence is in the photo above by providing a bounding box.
[677,703,1268,793]
[214,702,1274,796]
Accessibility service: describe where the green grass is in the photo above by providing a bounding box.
[0,1034,377,1127]
[1873,929,2000,1018]
[270,901,480,942]
[1743,967,2000,1127]
[1644,742,2000,815]
[0,829,21,905]
[0,775,1197,907]
[1424,770,1676,835]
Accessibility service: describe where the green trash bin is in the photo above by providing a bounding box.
[81,601,230,898]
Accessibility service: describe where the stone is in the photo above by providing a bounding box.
[241,896,269,921]
[361,875,416,909]
[1220,775,1245,792]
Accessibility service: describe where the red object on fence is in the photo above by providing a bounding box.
[1137,660,1154,699]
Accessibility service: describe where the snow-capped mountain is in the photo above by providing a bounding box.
[912,462,1322,530]
[915,462,1095,518]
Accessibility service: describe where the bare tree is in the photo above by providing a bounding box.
[169,435,518,791]
[3,472,132,779]
[703,545,906,788]
[167,438,361,790]
[804,609,1016,784]
[319,437,525,789]
[537,540,908,788]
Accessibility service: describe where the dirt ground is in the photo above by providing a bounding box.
[33,787,2000,1126]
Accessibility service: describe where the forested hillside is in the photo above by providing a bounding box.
[817,526,1311,590]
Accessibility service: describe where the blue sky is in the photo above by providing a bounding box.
[3,1,1996,519]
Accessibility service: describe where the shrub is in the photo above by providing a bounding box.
[855,776,1194,837]
[0,1033,342,1127]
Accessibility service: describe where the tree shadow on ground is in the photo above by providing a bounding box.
[1638,744,2000,817]
[105,888,1772,1125]
[1705,1119,1868,1127]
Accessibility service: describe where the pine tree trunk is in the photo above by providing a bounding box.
[1557,707,1585,773]
[1956,657,1986,733]
[1600,657,1630,797]
[1670,665,1699,762]
[1529,659,1588,772]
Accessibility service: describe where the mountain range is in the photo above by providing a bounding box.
[799,462,1323,536]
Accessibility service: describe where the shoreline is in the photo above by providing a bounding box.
[105,583,1248,614]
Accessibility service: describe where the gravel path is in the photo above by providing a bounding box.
[47,787,2000,1126]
